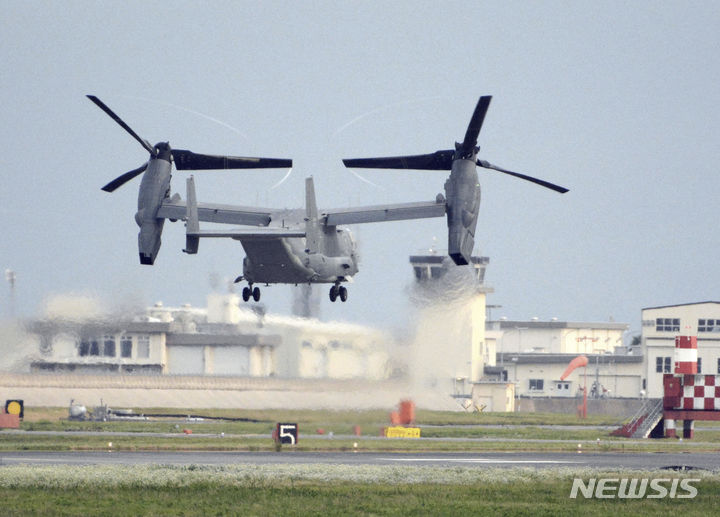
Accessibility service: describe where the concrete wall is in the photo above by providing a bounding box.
[515,397,647,417]
[0,373,460,410]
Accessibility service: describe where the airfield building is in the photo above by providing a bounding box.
[408,253,641,407]
[24,293,392,381]
[484,351,643,399]
[640,302,720,398]
[483,319,640,398]
[18,272,717,412]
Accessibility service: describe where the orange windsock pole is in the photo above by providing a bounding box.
[561,355,589,419]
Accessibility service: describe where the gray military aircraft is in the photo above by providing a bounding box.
[172,173,447,303]
[89,95,567,304]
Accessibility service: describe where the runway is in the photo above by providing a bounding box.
[2,451,718,470]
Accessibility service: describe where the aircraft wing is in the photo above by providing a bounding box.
[188,228,305,240]
[158,199,273,226]
[322,200,446,226]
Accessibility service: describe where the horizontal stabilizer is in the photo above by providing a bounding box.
[187,228,305,240]
[343,150,454,170]
[323,199,446,226]
[158,200,272,226]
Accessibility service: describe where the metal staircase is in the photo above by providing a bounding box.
[611,398,663,438]
[631,398,663,438]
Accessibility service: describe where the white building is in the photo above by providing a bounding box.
[485,352,643,399]
[26,293,393,381]
[407,254,640,403]
[641,301,720,398]
[488,320,628,355]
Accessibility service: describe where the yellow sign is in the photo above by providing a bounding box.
[7,401,21,415]
[385,426,421,438]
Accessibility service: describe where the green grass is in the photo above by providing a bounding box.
[3,432,720,454]
[5,407,720,454]
[0,465,718,516]
[415,409,619,426]
[20,407,623,429]
[4,408,719,515]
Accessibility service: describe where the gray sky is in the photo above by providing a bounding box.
[2,1,719,335]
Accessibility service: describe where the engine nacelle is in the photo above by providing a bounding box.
[138,220,165,265]
[135,155,172,265]
[445,159,481,265]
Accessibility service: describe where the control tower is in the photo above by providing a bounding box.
[410,254,490,286]
[408,252,494,396]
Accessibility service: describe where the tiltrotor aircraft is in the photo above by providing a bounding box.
[89,95,567,303]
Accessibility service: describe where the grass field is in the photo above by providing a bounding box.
[3,408,720,515]
[18,406,623,426]
[0,464,718,516]
[3,407,720,453]
[4,433,720,453]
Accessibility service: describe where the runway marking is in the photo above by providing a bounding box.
[379,458,578,464]
[1,457,115,464]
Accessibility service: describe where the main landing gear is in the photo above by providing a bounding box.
[242,285,261,302]
[329,284,348,303]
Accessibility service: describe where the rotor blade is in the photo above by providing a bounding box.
[171,150,292,170]
[87,95,154,154]
[477,160,569,193]
[343,150,454,170]
[461,96,492,152]
[101,163,148,192]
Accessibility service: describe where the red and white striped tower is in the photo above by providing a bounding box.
[665,418,676,438]
[661,336,720,440]
[665,336,698,438]
[674,336,698,374]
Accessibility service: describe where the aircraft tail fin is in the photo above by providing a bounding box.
[305,176,321,253]
[183,176,200,254]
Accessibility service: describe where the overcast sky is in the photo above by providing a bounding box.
[2,1,719,335]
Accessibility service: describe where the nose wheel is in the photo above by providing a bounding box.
[242,285,261,302]
[329,284,348,302]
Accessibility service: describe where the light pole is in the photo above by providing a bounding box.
[515,326,528,353]
[5,269,16,318]
[564,328,579,353]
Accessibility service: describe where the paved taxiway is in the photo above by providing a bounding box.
[1,451,719,470]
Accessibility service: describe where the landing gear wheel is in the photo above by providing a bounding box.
[329,285,338,302]
[339,286,348,302]
[252,286,261,302]
[242,287,251,302]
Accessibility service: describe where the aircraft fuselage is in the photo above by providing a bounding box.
[240,214,358,285]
